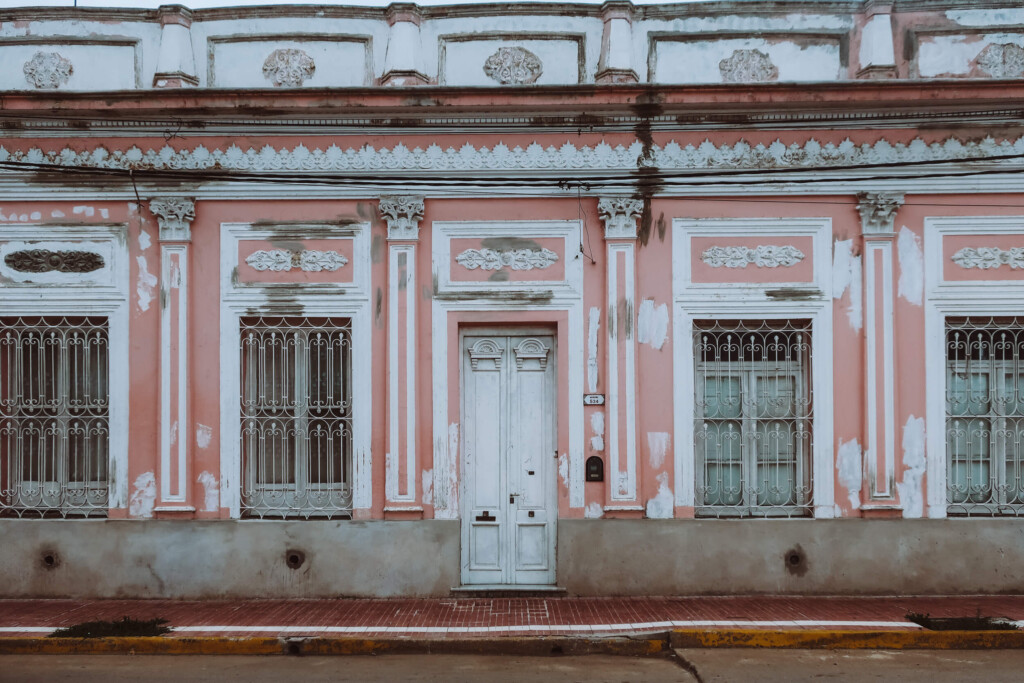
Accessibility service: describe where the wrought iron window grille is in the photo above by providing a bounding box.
[945,317,1024,517]
[240,316,353,519]
[693,319,813,518]
[1,316,109,518]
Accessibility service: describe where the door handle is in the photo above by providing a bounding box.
[509,493,519,504]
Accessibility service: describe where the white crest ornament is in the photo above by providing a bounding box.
[719,49,778,83]
[976,43,1024,80]
[456,248,559,271]
[23,52,73,89]
[951,247,1024,270]
[262,48,316,87]
[483,47,543,85]
[246,249,349,272]
[701,245,805,268]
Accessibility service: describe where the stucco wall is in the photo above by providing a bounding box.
[4,519,1023,598]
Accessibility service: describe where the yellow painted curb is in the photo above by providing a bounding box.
[670,629,1024,650]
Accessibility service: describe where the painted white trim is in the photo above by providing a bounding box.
[158,242,189,504]
[219,221,372,518]
[862,239,896,502]
[606,241,637,502]
[431,220,585,518]
[387,242,417,503]
[923,216,1024,519]
[672,217,834,517]
[0,223,130,510]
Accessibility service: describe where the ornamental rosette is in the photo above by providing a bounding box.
[483,47,543,85]
[976,43,1024,80]
[455,248,559,271]
[23,51,73,89]
[262,48,316,87]
[4,249,104,273]
[951,247,1024,270]
[719,49,778,83]
[701,245,805,269]
[245,249,348,272]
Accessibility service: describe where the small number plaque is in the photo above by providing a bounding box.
[583,394,605,406]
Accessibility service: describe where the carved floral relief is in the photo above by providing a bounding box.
[455,247,558,271]
[483,46,543,85]
[262,48,316,87]
[23,52,73,90]
[701,245,805,268]
[245,249,349,272]
[951,247,1024,270]
[976,43,1024,79]
[4,249,104,273]
[719,49,779,83]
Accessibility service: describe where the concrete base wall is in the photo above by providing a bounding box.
[3,518,1023,598]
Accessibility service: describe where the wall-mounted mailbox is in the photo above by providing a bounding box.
[585,455,604,482]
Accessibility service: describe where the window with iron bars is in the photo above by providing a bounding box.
[693,320,813,518]
[945,317,1024,517]
[0,316,109,518]
[240,316,353,519]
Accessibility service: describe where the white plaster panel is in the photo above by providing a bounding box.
[916,33,1024,78]
[441,38,582,85]
[946,9,1024,27]
[653,37,842,84]
[209,38,370,87]
[0,42,138,90]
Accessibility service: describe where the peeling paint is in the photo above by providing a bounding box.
[129,471,156,518]
[832,239,863,331]
[587,306,600,392]
[136,255,157,312]
[385,452,397,501]
[898,415,927,519]
[73,206,95,217]
[570,450,583,507]
[139,229,152,251]
[647,431,670,469]
[836,438,863,510]
[50,210,64,218]
[897,226,923,307]
[195,423,212,449]
[558,453,569,489]
[590,411,605,452]
[170,420,178,448]
[947,9,1024,26]
[422,469,433,506]
[29,211,40,221]
[443,423,459,519]
[584,502,604,519]
[645,471,673,519]
[197,471,219,512]
[636,299,669,350]
[100,208,110,219]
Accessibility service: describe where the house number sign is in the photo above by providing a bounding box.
[583,394,605,406]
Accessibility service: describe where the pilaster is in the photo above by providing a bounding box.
[150,197,196,514]
[857,1,897,79]
[596,1,638,84]
[598,197,643,513]
[381,196,425,516]
[381,3,430,86]
[153,5,199,87]
[857,191,903,513]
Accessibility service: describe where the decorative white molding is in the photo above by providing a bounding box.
[468,338,504,370]
[977,43,1024,80]
[513,337,550,370]
[262,48,315,87]
[149,197,196,241]
[701,245,805,268]
[483,46,543,85]
[719,49,778,83]
[387,241,418,504]
[857,191,904,235]
[245,249,348,272]
[23,51,73,89]
[598,197,643,239]
[951,247,1024,270]
[455,247,558,271]
[8,136,1022,177]
[380,196,425,240]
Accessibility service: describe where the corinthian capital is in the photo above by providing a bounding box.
[380,196,425,240]
[598,197,643,239]
[857,192,904,237]
[149,197,196,241]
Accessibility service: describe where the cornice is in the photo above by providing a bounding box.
[2,134,1021,176]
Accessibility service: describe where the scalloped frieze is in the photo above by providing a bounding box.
[245,249,349,272]
[4,135,1024,174]
[455,247,558,271]
[951,247,1024,270]
[701,245,805,268]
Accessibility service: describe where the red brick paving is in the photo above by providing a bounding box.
[2,596,1023,638]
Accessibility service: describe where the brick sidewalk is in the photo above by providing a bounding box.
[2,596,1023,638]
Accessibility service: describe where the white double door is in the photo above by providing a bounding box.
[461,331,557,586]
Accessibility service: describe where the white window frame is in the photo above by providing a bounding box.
[220,222,371,518]
[924,216,1024,519]
[0,223,130,514]
[672,217,834,518]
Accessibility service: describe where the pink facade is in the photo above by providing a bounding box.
[2,1,1024,597]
